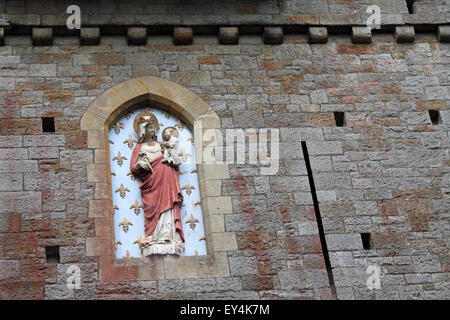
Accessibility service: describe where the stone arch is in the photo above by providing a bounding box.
[81,77,235,281]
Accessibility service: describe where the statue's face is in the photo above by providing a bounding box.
[144,123,156,139]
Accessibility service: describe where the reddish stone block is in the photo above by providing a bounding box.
[364,126,385,140]
[260,60,283,70]
[1,119,42,135]
[95,218,113,237]
[92,53,124,65]
[1,233,37,259]
[84,66,108,76]
[0,280,44,300]
[338,44,376,54]
[416,101,447,111]
[373,117,401,126]
[198,56,221,65]
[308,114,336,126]
[20,258,57,280]
[378,200,398,218]
[393,190,432,231]
[99,256,138,282]
[9,214,21,233]
[44,90,73,103]
[67,130,87,149]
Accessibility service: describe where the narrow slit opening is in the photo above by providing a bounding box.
[334,112,345,127]
[361,233,372,250]
[42,117,55,133]
[406,0,414,14]
[45,246,60,264]
[428,110,441,125]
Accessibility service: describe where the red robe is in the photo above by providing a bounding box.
[130,143,184,241]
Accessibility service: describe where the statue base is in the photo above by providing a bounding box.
[142,242,184,256]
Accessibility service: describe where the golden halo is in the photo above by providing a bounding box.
[162,126,179,141]
[133,112,159,134]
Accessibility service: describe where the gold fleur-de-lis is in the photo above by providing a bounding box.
[191,169,197,174]
[182,181,195,196]
[130,200,144,216]
[199,236,206,241]
[123,135,137,149]
[125,112,132,119]
[118,216,133,232]
[179,148,191,162]
[133,233,143,246]
[127,171,136,181]
[113,122,125,135]
[185,214,199,230]
[159,122,164,127]
[113,205,119,213]
[193,200,201,208]
[188,137,194,144]
[113,151,127,167]
[174,120,184,131]
[111,172,116,176]
[109,139,114,144]
[195,249,198,256]
[123,250,132,258]
[115,183,130,198]
[162,111,170,119]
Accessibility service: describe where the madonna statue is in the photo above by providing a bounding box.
[130,112,185,256]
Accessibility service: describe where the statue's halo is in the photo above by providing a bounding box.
[133,111,159,134]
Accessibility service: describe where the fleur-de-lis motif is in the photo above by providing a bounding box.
[195,249,198,256]
[123,250,132,258]
[125,112,132,119]
[127,171,136,181]
[115,183,130,198]
[109,139,114,144]
[185,214,199,230]
[113,240,122,254]
[111,172,116,176]
[113,122,125,135]
[191,169,197,174]
[123,135,137,149]
[118,216,133,233]
[113,205,119,213]
[174,120,184,131]
[193,200,201,208]
[188,137,194,144]
[182,181,195,196]
[179,148,191,163]
[133,233,143,246]
[199,236,206,241]
[162,111,170,119]
[130,200,144,216]
[113,151,127,167]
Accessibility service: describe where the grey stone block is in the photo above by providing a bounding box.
[308,27,328,44]
[437,25,450,43]
[32,27,53,46]
[352,26,372,44]
[80,28,100,46]
[127,27,147,45]
[173,27,193,45]
[218,27,238,45]
[395,26,415,43]
[325,234,364,251]
[263,27,283,45]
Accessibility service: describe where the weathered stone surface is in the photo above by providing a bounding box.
[127,27,147,45]
[80,28,100,46]
[352,26,372,44]
[218,27,239,45]
[438,25,450,43]
[308,27,328,44]
[395,26,415,43]
[173,27,193,45]
[263,27,283,45]
[32,27,52,46]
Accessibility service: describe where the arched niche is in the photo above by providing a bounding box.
[81,77,235,281]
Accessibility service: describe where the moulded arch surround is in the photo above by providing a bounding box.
[81,76,236,281]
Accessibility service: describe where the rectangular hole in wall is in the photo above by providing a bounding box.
[361,233,372,250]
[334,112,345,127]
[428,110,441,125]
[406,0,414,14]
[42,117,55,132]
[45,246,60,264]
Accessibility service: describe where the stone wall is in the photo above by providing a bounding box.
[0,0,449,300]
